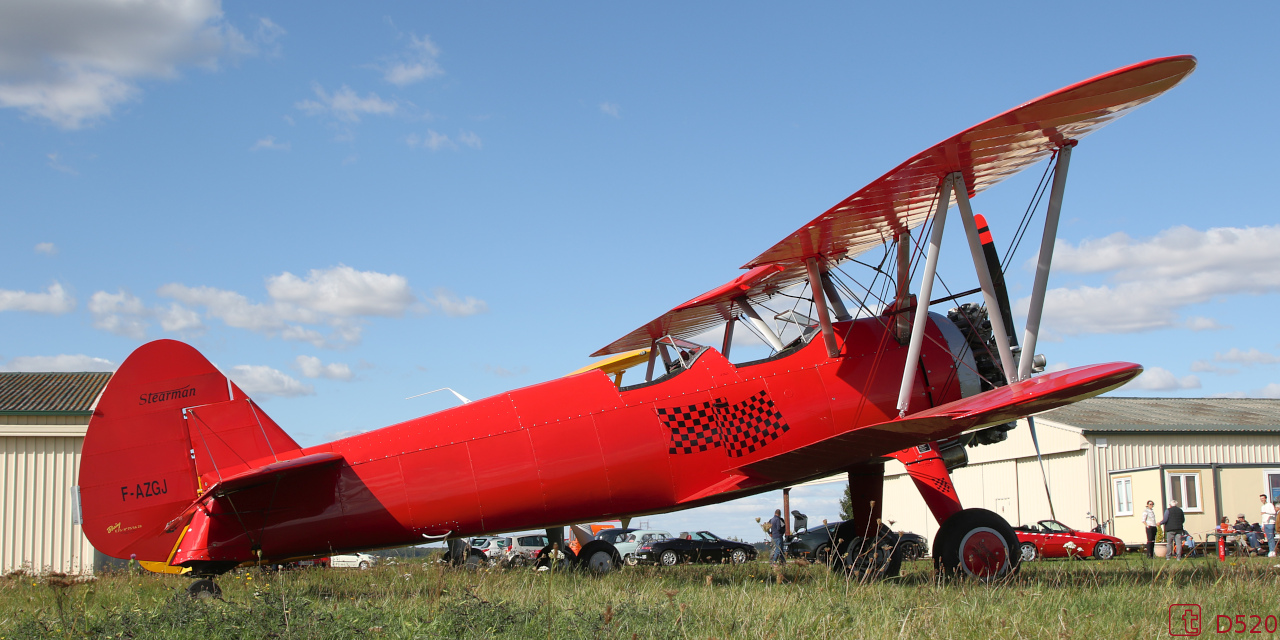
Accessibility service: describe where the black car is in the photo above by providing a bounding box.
[787,520,928,565]
[633,531,756,566]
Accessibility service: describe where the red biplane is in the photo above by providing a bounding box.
[77,56,1195,591]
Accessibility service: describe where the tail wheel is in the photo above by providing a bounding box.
[577,541,621,574]
[659,550,679,566]
[187,578,222,600]
[933,508,1021,580]
[1093,541,1115,560]
[1019,542,1037,562]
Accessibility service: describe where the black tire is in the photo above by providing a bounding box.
[659,550,679,566]
[933,508,1021,580]
[624,554,639,566]
[728,548,749,565]
[901,541,921,561]
[1093,541,1115,560]
[463,550,486,570]
[1019,542,1037,562]
[534,545,576,570]
[577,541,621,574]
[187,578,222,600]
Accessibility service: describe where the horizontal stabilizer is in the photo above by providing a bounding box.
[165,452,344,533]
[734,362,1141,482]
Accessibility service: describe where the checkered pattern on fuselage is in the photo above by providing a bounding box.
[656,403,722,454]
[717,390,789,457]
[656,390,790,457]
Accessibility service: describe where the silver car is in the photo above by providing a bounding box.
[612,530,672,565]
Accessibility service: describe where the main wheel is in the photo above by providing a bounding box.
[187,578,222,600]
[659,550,679,566]
[933,508,1021,580]
[1019,542,1037,562]
[1093,541,1115,560]
[577,541,621,574]
[729,548,749,564]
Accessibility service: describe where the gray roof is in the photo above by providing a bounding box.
[1039,397,1280,433]
[0,372,112,414]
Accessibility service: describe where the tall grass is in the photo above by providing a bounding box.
[3,554,1277,639]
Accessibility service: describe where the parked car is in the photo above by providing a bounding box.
[591,528,639,546]
[633,531,756,565]
[787,520,929,565]
[1014,519,1125,561]
[329,552,376,569]
[470,537,509,559]
[599,529,671,565]
[502,533,551,565]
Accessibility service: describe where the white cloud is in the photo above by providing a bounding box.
[251,135,290,151]
[0,282,76,314]
[429,288,488,317]
[46,152,77,174]
[88,290,149,338]
[407,130,456,151]
[297,83,396,123]
[1258,384,1280,399]
[0,0,277,129]
[266,265,414,317]
[34,242,57,255]
[1185,316,1227,331]
[0,354,115,372]
[457,131,482,149]
[1026,225,1280,336]
[599,102,619,118]
[295,355,353,381]
[228,364,313,398]
[158,302,204,333]
[383,34,443,86]
[1120,366,1201,391]
[159,265,437,347]
[1190,360,1237,375]
[485,364,528,378]
[1214,348,1280,365]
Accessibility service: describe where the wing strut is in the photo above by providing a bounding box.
[734,296,786,352]
[896,175,953,416]
[805,258,840,357]
[954,175,1018,382]
[1019,142,1075,381]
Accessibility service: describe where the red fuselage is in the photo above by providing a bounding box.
[190,314,966,563]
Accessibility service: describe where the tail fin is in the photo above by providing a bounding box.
[79,339,300,562]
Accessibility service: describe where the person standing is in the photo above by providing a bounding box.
[1142,500,1159,557]
[768,509,786,564]
[1160,500,1187,559]
[1260,494,1277,557]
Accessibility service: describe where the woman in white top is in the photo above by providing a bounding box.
[1142,500,1159,558]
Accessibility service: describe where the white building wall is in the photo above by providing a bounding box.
[0,416,94,575]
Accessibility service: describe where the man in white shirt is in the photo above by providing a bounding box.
[1260,494,1277,557]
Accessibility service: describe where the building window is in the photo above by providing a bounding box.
[1168,472,1203,513]
[1114,477,1133,516]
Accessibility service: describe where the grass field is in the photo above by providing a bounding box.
[4,553,1278,639]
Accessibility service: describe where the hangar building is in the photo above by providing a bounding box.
[882,398,1280,548]
[1,372,110,575]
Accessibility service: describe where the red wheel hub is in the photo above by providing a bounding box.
[958,527,1009,577]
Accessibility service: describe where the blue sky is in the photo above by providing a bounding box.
[2,1,1277,542]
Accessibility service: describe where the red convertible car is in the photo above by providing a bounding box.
[1014,520,1124,561]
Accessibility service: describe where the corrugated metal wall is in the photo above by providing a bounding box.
[0,416,94,575]
[1088,433,1280,525]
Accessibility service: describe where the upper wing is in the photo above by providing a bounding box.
[592,55,1195,357]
